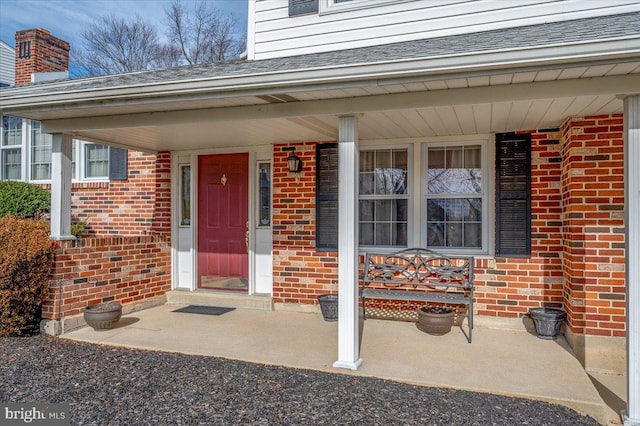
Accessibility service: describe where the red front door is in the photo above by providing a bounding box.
[198,153,249,291]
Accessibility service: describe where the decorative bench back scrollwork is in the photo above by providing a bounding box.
[361,248,474,343]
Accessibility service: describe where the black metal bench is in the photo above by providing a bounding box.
[361,248,474,343]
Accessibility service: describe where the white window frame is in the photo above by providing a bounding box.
[0,115,111,183]
[78,141,109,181]
[358,144,413,252]
[179,164,192,227]
[256,161,272,229]
[320,0,412,14]
[0,115,26,181]
[421,140,491,255]
[29,121,53,182]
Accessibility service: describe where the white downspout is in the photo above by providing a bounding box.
[333,115,363,370]
[624,94,640,426]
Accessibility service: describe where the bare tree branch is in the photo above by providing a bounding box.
[164,0,246,66]
[77,15,165,76]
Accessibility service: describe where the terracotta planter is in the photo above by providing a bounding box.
[83,303,122,330]
[417,306,455,335]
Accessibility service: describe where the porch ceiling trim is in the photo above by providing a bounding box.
[41,74,640,134]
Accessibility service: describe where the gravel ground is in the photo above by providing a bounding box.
[1,335,600,425]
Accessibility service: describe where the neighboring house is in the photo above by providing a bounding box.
[1,1,640,422]
[0,40,14,87]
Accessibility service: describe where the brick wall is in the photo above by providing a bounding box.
[14,28,69,85]
[561,114,626,337]
[473,128,565,318]
[39,151,171,236]
[44,235,171,320]
[272,142,339,305]
[44,151,172,320]
[271,122,625,338]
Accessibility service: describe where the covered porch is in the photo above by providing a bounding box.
[1,15,639,423]
[62,303,623,425]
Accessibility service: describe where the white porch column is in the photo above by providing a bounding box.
[50,133,74,240]
[624,94,640,426]
[333,115,363,370]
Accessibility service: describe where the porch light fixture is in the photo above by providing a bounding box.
[283,147,303,174]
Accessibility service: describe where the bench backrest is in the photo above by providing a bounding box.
[363,248,473,290]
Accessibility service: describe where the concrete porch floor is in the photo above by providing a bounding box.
[62,304,626,425]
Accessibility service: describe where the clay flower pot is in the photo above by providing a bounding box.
[417,306,455,335]
[83,303,122,330]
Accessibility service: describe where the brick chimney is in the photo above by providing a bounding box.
[15,28,70,85]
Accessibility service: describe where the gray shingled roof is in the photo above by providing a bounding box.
[2,12,639,96]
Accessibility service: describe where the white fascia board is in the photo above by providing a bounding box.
[1,37,640,113]
[41,74,640,134]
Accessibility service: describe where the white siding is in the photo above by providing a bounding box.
[0,40,14,86]
[249,0,640,60]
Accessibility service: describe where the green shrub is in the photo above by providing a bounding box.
[0,217,54,337]
[71,220,88,238]
[0,181,50,219]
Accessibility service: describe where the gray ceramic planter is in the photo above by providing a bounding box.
[83,303,122,330]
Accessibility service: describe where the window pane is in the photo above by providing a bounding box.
[359,200,374,222]
[375,199,391,221]
[2,149,21,179]
[359,199,407,247]
[464,223,482,248]
[427,145,482,195]
[2,116,22,146]
[180,165,191,226]
[258,163,270,226]
[31,122,52,180]
[71,141,77,178]
[359,148,409,248]
[360,223,374,246]
[85,144,109,178]
[426,198,482,249]
[360,151,375,172]
[464,145,481,168]
[359,172,374,195]
[446,146,463,168]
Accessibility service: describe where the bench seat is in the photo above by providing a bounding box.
[361,248,474,343]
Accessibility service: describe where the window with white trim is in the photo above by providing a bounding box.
[84,143,109,179]
[1,116,23,180]
[31,121,52,181]
[0,115,120,182]
[179,165,191,226]
[358,147,410,248]
[423,141,488,253]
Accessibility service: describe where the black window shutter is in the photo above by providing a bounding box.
[289,0,318,16]
[495,132,531,257]
[316,143,338,251]
[108,147,128,180]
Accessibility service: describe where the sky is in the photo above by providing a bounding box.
[0,0,249,50]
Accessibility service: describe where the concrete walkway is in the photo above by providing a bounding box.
[62,304,625,425]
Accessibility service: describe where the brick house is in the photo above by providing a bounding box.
[1,2,639,422]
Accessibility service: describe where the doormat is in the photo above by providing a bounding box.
[172,305,235,316]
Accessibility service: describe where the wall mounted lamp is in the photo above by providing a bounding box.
[283,146,303,174]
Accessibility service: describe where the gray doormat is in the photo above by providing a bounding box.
[172,305,235,316]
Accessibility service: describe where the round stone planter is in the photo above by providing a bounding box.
[529,307,566,340]
[83,303,122,330]
[417,306,455,335]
